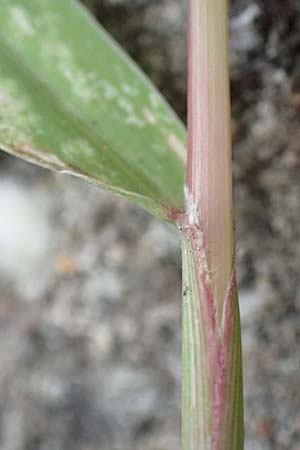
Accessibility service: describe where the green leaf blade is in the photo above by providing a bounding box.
[0,0,186,220]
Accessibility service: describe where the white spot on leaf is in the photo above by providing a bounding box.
[143,108,157,125]
[118,98,133,114]
[124,115,145,128]
[168,133,186,163]
[62,139,96,161]
[100,80,118,100]
[10,6,35,37]
[0,79,39,146]
[122,83,138,97]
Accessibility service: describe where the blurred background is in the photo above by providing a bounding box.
[0,0,300,449]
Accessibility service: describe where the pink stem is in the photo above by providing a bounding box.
[187,0,234,318]
[185,0,237,448]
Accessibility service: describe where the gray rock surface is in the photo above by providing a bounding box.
[0,0,300,449]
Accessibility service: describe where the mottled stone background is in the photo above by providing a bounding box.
[0,1,300,449]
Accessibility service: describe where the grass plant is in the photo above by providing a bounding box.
[0,1,244,448]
